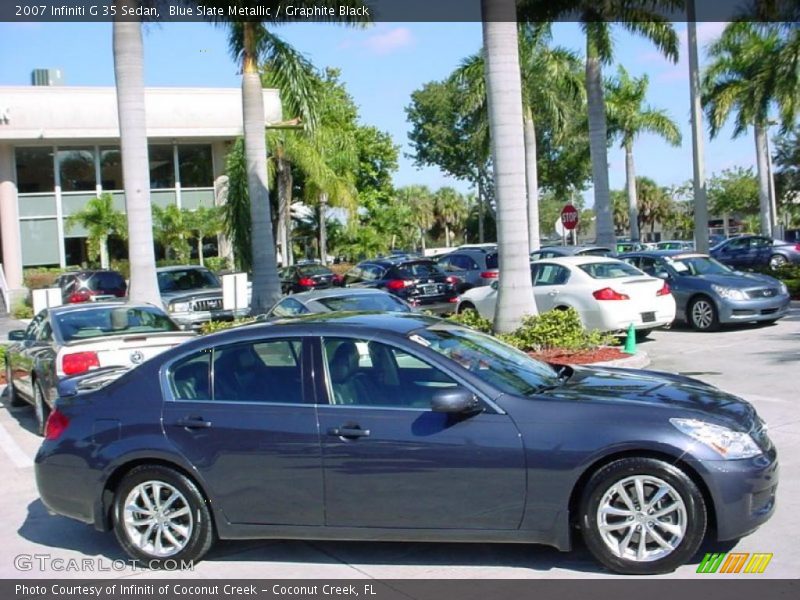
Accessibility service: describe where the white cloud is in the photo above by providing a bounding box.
[338,26,414,56]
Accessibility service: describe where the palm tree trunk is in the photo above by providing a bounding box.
[319,192,328,264]
[445,224,451,248]
[477,179,485,243]
[625,141,640,242]
[481,0,537,333]
[242,23,281,314]
[523,105,541,251]
[586,34,615,247]
[100,235,110,270]
[277,156,292,267]
[687,7,710,253]
[197,236,204,267]
[419,226,426,252]
[754,124,772,237]
[112,16,160,305]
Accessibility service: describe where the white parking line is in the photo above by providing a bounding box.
[0,417,34,468]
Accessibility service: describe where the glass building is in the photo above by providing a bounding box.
[0,81,282,299]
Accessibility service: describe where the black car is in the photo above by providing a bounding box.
[344,258,458,313]
[279,263,343,294]
[54,269,127,304]
[36,313,776,574]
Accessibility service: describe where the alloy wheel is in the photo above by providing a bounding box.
[122,481,194,558]
[596,475,687,562]
[691,300,715,330]
[769,255,787,269]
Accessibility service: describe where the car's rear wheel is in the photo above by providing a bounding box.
[113,465,215,567]
[457,302,477,315]
[635,329,653,342]
[580,457,707,575]
[5,364,26,407]
[689,297,719,331]
[33,380,50,437]
[769,254,787,269]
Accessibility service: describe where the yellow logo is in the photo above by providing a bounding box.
[696,552,773,574]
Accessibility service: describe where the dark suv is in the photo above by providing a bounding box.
[280,263,343,294]
[436,245,499,292]
[55,270,127,304]
[344,258,457,313]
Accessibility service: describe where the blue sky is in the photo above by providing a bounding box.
[0,20,758,204]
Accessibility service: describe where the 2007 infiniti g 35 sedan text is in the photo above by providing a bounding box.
[34,313,777,575]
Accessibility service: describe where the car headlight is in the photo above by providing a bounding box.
[670,418,762,459]
[169,302,191,313]
[711,284,747,301]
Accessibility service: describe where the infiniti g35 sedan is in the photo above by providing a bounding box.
[35,313,777,575]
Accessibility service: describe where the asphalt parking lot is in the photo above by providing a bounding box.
[0,308,797,580]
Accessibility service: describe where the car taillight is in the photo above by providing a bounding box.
[297,277,315,287]
[45,409,70,441]
[795,244,800,251]
[593,287,630,301]
[656,282,671,296]
[62,351,100,375]
[445,276,461,284]
[332,274,344,285]
[67,290,96,303]
[480,271,499,279]
[387,279,412,290]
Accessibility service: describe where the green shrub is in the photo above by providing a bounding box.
[11,299,34,320]
[204,256,232,273]
[199,318,256,335]
[110,259,130,279]
[0,345,6,370]
[448,307,617,353]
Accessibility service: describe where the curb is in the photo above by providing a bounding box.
[592,350,650,369]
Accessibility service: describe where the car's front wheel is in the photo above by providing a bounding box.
[457,302,478,316]
[5,364,26,407]
[113,465,215,567]
[580,457,707,575]
[689,296,719,331]
[769,254,787,269]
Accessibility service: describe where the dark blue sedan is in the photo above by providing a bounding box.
[621,251,790,330]
[35,313,777,575]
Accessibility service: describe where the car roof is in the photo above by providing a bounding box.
[535,245,611,254]
[618,250,709,259]
[531,255,626,266]
[249,311,443,336]
[46,302,160,316]
[156,265,212,273]
[284,288,392,302]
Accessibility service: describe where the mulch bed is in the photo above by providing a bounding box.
[529,346,629,365]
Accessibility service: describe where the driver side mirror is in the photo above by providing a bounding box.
[431,387,482,415]
[7,330,25,342]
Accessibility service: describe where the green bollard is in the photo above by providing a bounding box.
[623,323,637,354]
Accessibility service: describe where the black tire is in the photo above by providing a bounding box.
[457,302,477,315]
[688,296,720,332]
[33,380,50,437]
[635,329,653,342]
[113,465,215,567]
[5,364,26,407]
[580,457,707,575]
[769,254,787,269]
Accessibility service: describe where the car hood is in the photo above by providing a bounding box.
[544,365,757,429]
[160,288,222,303]
[680,271,778,288]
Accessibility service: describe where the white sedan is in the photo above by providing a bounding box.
[455,256,676,333]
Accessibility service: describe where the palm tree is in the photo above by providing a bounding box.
[397,185,436,251]
[67,193,126,269]
[184,205,224,267]
[452,23,584,252]
[152,204,191,263]
[635,177,673,236]
[606,66,681,242]
[481,0,537,333]
[112,10,161,305]
[434,188,468,247]
[520,1,681,247]
[217,3,367,314]
[703,22,797,237]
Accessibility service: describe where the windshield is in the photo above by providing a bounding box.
[56,306,179,342]
[317,294,411,312]
[297,264,332,276]
[667,256,733,276]
[579,261,644,279]
[409,324,558,395]
[485,253,499,269]
[157,268,220,293]
[396,261,443,278]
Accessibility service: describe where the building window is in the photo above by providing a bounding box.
[100,147,123,191]
[58,147,97,192]
[178,144,213,188]
[149,145,175,189]
[15,147,54,194]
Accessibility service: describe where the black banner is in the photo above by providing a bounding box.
[1,0,799,23]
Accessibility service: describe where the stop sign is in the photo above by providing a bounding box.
[560,204,579,230]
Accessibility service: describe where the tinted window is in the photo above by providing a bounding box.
[89,272,126,293]
[533,264,570,285]
[157,268,220,292]
[485,253,499,269]
[579,262,644,279]
[57,147,96,192]
[99,147,123,190]
[316,294,411,312]
[394,261,442,278]
[177,144,212,188]
[724,238,749,250]
[213,339,303,403]
[750,237,772,249]
[149,145,175,188]
[270,298,309,317]
[668,256,732,276]
[297,264,332,276]
[170,352,211,401]
[359,265,385,281]
[447,255,478,271]
[55,306,178,342]
[15,147,54,193]
[322,338,458,408]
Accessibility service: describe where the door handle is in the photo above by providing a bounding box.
[548,290,559,296]
[327,426,370,439]
[176,417,212,429]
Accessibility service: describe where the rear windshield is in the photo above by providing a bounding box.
[578,248,612,257]
[395,262,443,278]
[485,253,499,269]
[55,306,179,342]
[89,272,126,292]
[316,294,411,312]
[157,268,220,292]
[579,262,644,279]
[297,264,332,276]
